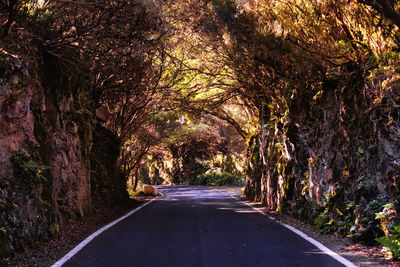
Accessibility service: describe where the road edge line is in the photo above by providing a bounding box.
[50,198,157,267]
[280,222,356,267]
[233,196,357,267]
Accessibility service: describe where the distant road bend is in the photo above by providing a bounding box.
[59,186,352,267]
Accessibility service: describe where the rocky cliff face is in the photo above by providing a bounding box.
[245,70,400,242]
[0,44,126,259]
[0,53,47,257]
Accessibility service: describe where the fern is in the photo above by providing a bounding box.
[376,225,400,259]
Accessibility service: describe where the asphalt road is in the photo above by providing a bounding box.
[62,186,347,267]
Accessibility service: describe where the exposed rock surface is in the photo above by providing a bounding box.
[0,43,126,261]
[245,71,400,243]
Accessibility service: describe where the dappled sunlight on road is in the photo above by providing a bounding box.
[61,185,352,267]
[216,206,258,214]
[231,209,258,214]
[157,186,263,215]
[157,185,232,200]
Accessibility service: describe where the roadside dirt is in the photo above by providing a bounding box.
[214,186,399,267]
[11,196,155,267]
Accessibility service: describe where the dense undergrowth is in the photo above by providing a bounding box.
[194,170,245,186]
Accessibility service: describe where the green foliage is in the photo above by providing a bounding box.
[10,149,48,183]
[349,196,388,244]
[376,225,400,259]
[292,198,314,223]
[39,198,52,213]
[244,134,264,202]
[313,190,355,235]
[355,176,378,201]
[376,203,397,237]
[195,169,244,186]
[48,223,60,236]
[315,210,335,234]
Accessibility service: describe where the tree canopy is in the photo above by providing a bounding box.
[3,0,400,256]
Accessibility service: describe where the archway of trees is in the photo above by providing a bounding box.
[2,0,400,258]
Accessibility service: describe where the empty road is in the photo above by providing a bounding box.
[60,186,349,267]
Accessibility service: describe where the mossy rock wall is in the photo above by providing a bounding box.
[0,43,125,259]
[91,124,128,206]
[245,69,400,241]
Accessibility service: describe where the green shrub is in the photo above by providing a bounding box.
[349,196,388,244]
[194,169,244,186]
[315,210,335,234]
[10,149,48,183]
[376,203,397,237]
[375,203,399,259]
[355,176,378,201]
[376,225,400,259]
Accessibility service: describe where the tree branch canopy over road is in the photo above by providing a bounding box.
[2,0,400,262]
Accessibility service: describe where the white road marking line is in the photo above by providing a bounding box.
[52,188,356,267]
[281,223,357,267]
[51,198,157,267]
[228,191,356,267]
